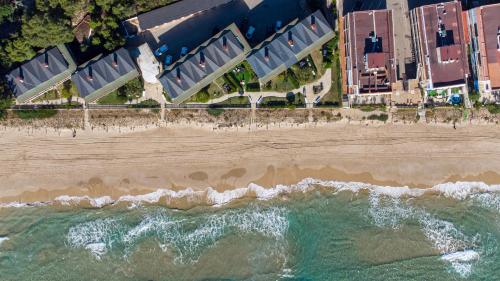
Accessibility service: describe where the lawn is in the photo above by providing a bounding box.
[319,38,342,106]
[265,70,300,92]
[259,93,306,108]
[97,91,128,104]
[211,96,250,107]
[290,55,318,85]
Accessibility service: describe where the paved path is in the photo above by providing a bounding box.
[199,68,332,107]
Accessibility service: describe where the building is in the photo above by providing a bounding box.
[71,48,140,103]
[410,1,469,100]
[158,23,250,104]
[466,3,500,102]
[123,0,233,35]
[247,10,334,85]
[342,9,396,96]
[5,45,76,103]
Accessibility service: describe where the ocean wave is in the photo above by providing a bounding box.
[2,179,500,209]
[441,250,480,277]
[367,192,481,278]
[66,206,288,263]
[0,237,9,247]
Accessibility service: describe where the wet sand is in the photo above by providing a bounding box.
[1,123,499,203]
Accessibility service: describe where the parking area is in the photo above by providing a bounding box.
[129,0,311,64]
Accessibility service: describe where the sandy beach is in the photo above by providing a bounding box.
[1,120,499,204]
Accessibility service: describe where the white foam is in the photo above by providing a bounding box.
[67,218,122,259]
[3,180,500,209]
[0,237,9,247]
[85,242,107,260]
[441,250,479,277]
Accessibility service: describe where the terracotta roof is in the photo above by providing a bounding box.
[414,1,469,88]
[344,9,396,94]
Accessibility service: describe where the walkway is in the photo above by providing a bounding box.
[202,68,332,108]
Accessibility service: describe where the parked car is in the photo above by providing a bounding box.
[180,47,188,57]
[154,44,168,57]
[314,96,321,104]
[164,55,173,66]
[275,21,282,32]
[246,26,256,39]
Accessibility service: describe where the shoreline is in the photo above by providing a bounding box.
[1,121,499,205]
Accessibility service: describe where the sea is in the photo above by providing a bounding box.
[1,179,500,281]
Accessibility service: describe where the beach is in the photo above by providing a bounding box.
[1,121,499,204]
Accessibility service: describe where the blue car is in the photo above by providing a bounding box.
[154,45,168,57]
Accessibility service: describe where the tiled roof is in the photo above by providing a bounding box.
[137,0,233,31]
[71,48,139,102]
[158,24,250,104]
[344,9,396,94]
[6,45,76,102]
[247,10,334,84]
[415,1,469,88]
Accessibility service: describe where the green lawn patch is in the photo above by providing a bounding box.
[486,104,500,114]
[206,108,225,117]
[14,109,58,119]
[353,104,386,112]
[97,91,128,105]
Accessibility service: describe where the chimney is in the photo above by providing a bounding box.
[264,47,270,62]
[288,31,294,47]
[42,52,49,68]
[86,67,93,81]
[176,68,182,83]
[199,52,206,68]
[111,53,118,68]
[222,36,228,52]
[17,68,24,83]
[310,15,317,31]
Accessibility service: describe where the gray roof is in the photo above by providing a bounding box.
[6,45,76,102]
[137,0,233,31]
[71,48,139,102]
[159,24,250,104]
[247,10,334,84]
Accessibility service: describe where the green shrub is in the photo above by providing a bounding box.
[14,109,57,119]
[486,104,500,114]
[367,113,389,122]
[207,108,225,117]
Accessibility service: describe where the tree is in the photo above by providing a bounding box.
[0,2,15,22]
[3,37,36,62]
[118,78,143,101]
[21,15,74,48]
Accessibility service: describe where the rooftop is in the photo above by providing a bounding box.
[415,1,469,88]
[474,3,500,89]
[5,45,76,102]
[345,9,396,94]
[71,48,139,102]
[135,0,233,31]
[247,10,334,84]
[158,24,251,104]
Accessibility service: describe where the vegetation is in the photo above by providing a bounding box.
[211,96,250,107]
[259,93,305,109]
[366,113,389,122]
[353,104,386,112]
[0,0,178,69]
[14,109,58,119]
[206,108,225,117]
[96,91,128,104]
[486,104,500,115]
[97,78,143,104]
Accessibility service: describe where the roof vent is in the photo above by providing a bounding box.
[176,68,182,83]
[222,36,228,52]
[288,31,294,47]
[264,47,270,62]
[86,67,93,81]
[112,53,118,68]
[199,52,206,68]
[42,52,49,68]
[310,15,317,31]
[17,68,24,83]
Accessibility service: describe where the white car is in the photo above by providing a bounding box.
[246,26,256,39]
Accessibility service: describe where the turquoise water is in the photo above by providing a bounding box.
[1,181,500,280]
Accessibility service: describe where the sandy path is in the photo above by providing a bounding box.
[0,123,499,202]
